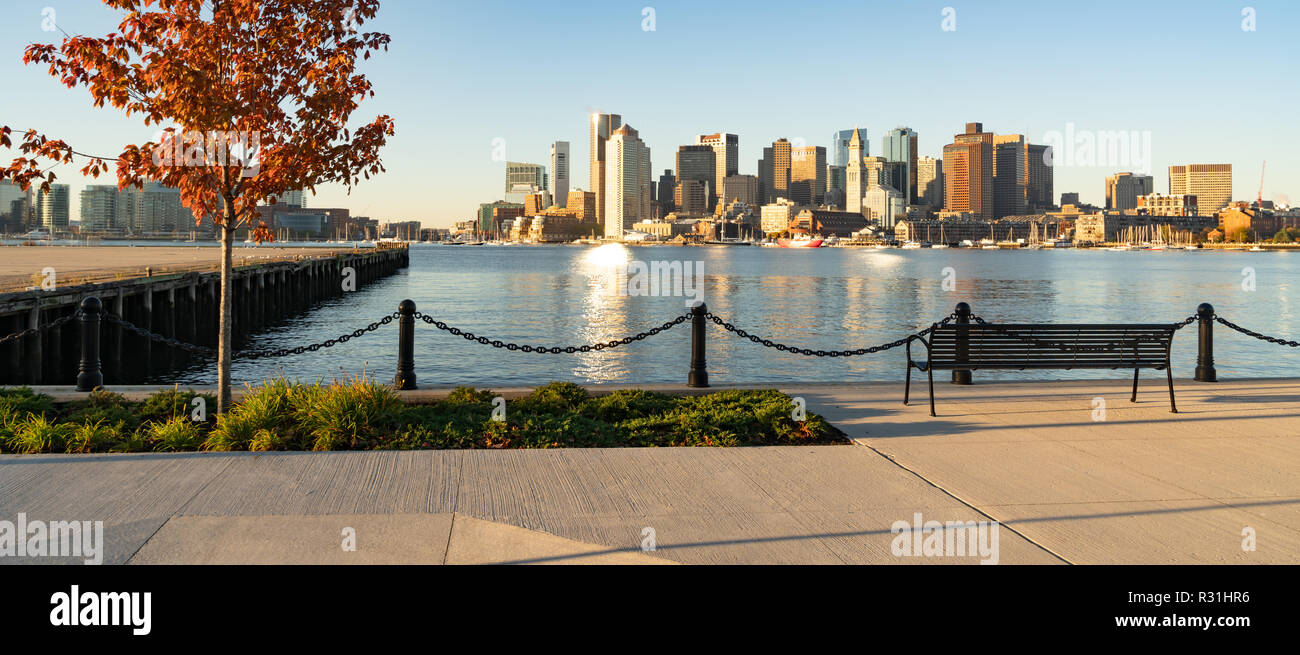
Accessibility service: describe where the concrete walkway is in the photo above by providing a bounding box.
[2,378,1297,564]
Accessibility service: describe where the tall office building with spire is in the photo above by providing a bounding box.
[844,128,868,214]
[604,124,651,239]
[589,113,622,226]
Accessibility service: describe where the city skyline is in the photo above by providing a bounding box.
[2,0,1296,228]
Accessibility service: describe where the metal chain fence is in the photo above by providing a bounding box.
[413,311,691,354]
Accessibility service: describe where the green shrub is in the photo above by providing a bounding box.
[579,389,676,423]
[145,415,205,452]
[443,386,496,405]
[204,379,311,451]
[139,388,217,425]
[512,381,589,416]
[63,389,138,432]
[65,419,127,453]
[0,387,55,423]
[5,413,73,454]
[297,378,404,450]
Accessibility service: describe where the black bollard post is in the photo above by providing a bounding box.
[688,301,709,388]
[1194,303,1217,382]
[394,299,417,390]
[951,302,972,385]
[76,296,103,392]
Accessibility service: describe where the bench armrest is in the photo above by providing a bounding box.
[906,332,932,370]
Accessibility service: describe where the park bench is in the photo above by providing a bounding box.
[904,322,1178,416]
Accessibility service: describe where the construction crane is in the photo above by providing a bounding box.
[1258,161,1266,207]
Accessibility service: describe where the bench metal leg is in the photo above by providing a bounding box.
[928,365,936,417]
[1131,368,1139,403]
[1167,367,1177,413]
[904,364,911,405]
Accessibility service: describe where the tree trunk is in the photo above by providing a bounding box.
[217,221,234,414]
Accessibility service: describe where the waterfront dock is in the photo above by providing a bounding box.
[0,244,409,385]
[3,377,1296,564]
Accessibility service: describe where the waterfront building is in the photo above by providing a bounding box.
[604,124,652,239]
[1135,193,1196,217]
[79,185,120,232]
[993,134,1027,218]
[760,198,800,234]
[590,113,622,227]
[478,200,523,235]
[1169,164,1232,217]
[1220,202,1282,240]
[790,146,827,206]
[790,209,869,237]
[768,139,792,205]
[1106,172,1155,211]
[549,141,569,208]
[0,180,32,233]
[35,184,71,231]
[721,174,761,207]
[505,162,547,196]
[1074,212,1217,243]
[696,133,738,196]
[917,156,943,208]
[676,144,716,208]
[881,127,918,203]
[565,189,597,222]
[864,184,905,228]
[942,122,994,219]
[1026,143,1055,212]
[674,179,708,216]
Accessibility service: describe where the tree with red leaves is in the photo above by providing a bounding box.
[1,0,394,413]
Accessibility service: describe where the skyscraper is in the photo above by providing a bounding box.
[676,145,717,207]
[80,185,120,231]
[881,127,918,203]
[550,141,570,208]
[505,162,547,195]
[917,156,944,208]
[1026,144,1055,212]
[604,124,651,239]
[845,128,868,214]
[993,134,1027,218]
[35,184,70,231]
[658,169,676,213]
[589,113,622,226]
[1105,172,1155,211]
[790,146,826,205]
[1,180,32,233]
[942,122,994,219]
[832,128,868,168]
[769,138,792,203]
[758,147,773,203]
[696,133,738,196]
[1169,164,1232,216]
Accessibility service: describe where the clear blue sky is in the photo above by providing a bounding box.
[3,0,1297,227]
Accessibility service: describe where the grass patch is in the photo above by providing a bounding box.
[0,381,847,454]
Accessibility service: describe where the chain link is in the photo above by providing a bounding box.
[1215,315,1299,348]
[705,313,957,357]
[414,311,690,353]
[0,311,83,346]
[101,312,399,359]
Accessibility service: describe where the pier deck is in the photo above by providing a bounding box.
[0,245,362,292]
[2,378,1297,564]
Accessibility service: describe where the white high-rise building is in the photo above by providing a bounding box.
[845,128,868,215]
[917,156,944,208]
[603,124,651,239]
[35,184,70,231]
[695,133,738,197]
[590,113,622,226]
[80,185,120,231]
[864,183,905,229]
[550,141,569,208]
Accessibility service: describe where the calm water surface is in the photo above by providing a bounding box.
[159,244,1298,386]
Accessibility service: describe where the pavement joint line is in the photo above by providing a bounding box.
[851,441,1074,565]
[442,512,456,565]
[124,455,238,564]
